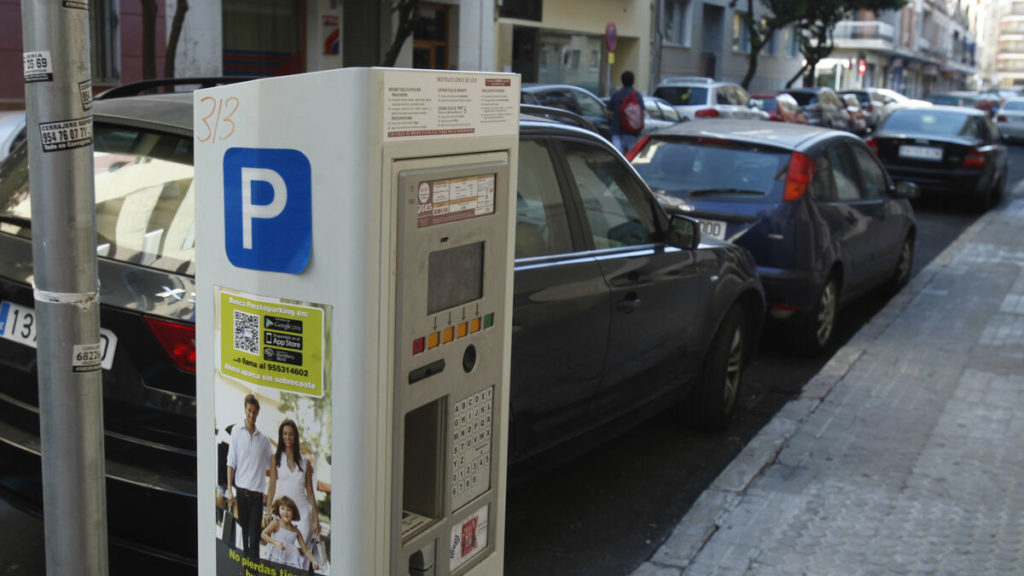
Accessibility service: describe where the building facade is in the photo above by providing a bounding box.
[996,0,1024,87]
[822,0,991,97]
[655,0,806,93]
[495,0,652,96]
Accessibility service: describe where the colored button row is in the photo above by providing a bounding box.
[412,313,494,355]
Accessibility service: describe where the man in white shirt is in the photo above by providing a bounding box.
[226,393,273,559]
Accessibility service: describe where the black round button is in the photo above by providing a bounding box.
[462,344,477,373]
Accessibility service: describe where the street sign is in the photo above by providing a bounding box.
[605,22,618,52]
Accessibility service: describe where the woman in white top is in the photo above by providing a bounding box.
[264,418,320,561]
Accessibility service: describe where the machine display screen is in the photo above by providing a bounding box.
[428,242,484,314]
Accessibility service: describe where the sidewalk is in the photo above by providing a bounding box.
[633,196,1024,576]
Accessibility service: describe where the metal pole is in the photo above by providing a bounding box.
[20,2,108,576]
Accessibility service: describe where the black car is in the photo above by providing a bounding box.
[867,105,1007,211]
[520,83,612,139]
[629,120,918,354]
[0,93,765,571]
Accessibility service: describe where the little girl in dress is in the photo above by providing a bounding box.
[261,496,320,571]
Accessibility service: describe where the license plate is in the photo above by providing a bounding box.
[0,301,118,370]
[698,219,727,241]
[898,145,943,161]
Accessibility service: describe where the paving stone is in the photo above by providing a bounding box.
[646,199,1024,576]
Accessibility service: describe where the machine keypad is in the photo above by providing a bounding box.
[451,386,493,510]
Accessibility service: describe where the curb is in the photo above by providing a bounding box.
[631,205,994,575]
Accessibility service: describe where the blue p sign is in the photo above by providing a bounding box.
[224,148,312,273]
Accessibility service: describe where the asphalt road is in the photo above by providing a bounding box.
[2,144,1021,576]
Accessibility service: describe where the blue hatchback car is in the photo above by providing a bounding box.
[629,120,918,354]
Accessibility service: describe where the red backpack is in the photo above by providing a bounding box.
[619,89,644,134]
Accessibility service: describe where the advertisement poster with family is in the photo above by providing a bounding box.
[215,288,331,575]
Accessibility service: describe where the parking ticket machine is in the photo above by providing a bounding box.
[194,68,519,576]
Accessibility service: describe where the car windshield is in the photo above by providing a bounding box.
[752,97,778,111]
[653,86,708,106]
[631,139,790,203]
[0,123,196,274]
[883,109,974,137]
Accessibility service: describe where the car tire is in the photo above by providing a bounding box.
[688,306,746,431]
[888,234,914,294]
[799,277,838,356]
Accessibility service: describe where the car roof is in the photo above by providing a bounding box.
[93,91,609,144]
[650,118,844,149]
[656,77,736,88]
[891,104,987,117]
[93,92,194,135]
[522,83,597,94]
[785,87,833,94]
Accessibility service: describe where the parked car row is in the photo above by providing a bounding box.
[0,88,764,571]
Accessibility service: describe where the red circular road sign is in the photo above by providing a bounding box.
[605,22,618,52]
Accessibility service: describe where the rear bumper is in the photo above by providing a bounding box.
[756,265,825,318]
[0,393,198,571]
[884,164,989,197]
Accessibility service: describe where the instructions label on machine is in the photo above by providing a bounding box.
[216,287,325,397]
[417,174,496,228]
[384,70,517,141]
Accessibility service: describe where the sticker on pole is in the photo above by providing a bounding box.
[23,51,53,83]
[217,288,325,397]
[39,117,92,152]
[72,343,102,373]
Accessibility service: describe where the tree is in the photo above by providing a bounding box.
[729,0,812,90]
[786,0,908,88]
[382,0,421,67]
[165,0,189,78]
[731,0,908,90]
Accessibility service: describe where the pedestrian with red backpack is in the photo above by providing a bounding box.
[608,70,645,155]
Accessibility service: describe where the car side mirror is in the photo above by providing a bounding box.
[669,214,701,249]
[892,180,920,199]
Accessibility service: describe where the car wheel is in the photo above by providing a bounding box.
[800,277,838,356]
[688,306,745,431]
[889,234,914,293]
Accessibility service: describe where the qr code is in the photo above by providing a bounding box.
[233,310,260,355]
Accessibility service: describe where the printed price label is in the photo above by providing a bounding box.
[72,343,102,373]
[39,117,93,152]
[23,51,53,83]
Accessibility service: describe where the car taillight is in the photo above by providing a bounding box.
[695,108,719,118]
[997,115,1008,123]
[962,149,986,169]
[784,151,816,202]
[146,317,196,373]
[865,103,874,112]
[625,135,650,161]
[865,136,878,155]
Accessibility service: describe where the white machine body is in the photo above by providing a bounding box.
[194,68,519,576]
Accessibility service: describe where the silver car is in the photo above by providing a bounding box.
[995,97,1024,142]
[653,77,767,121]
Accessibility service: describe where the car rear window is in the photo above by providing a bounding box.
[0,123,196,275]
[882,109,974,137]
[653,86,709,106]
[786,92,817,106]
[1003,101,1024,111]
[630,138,790,203]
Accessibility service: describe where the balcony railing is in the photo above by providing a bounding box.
[833,21,896,43]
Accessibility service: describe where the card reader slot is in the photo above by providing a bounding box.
[409,359,446,384]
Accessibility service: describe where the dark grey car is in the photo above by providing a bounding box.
[0,92,765,572]
[784,87,852,131]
